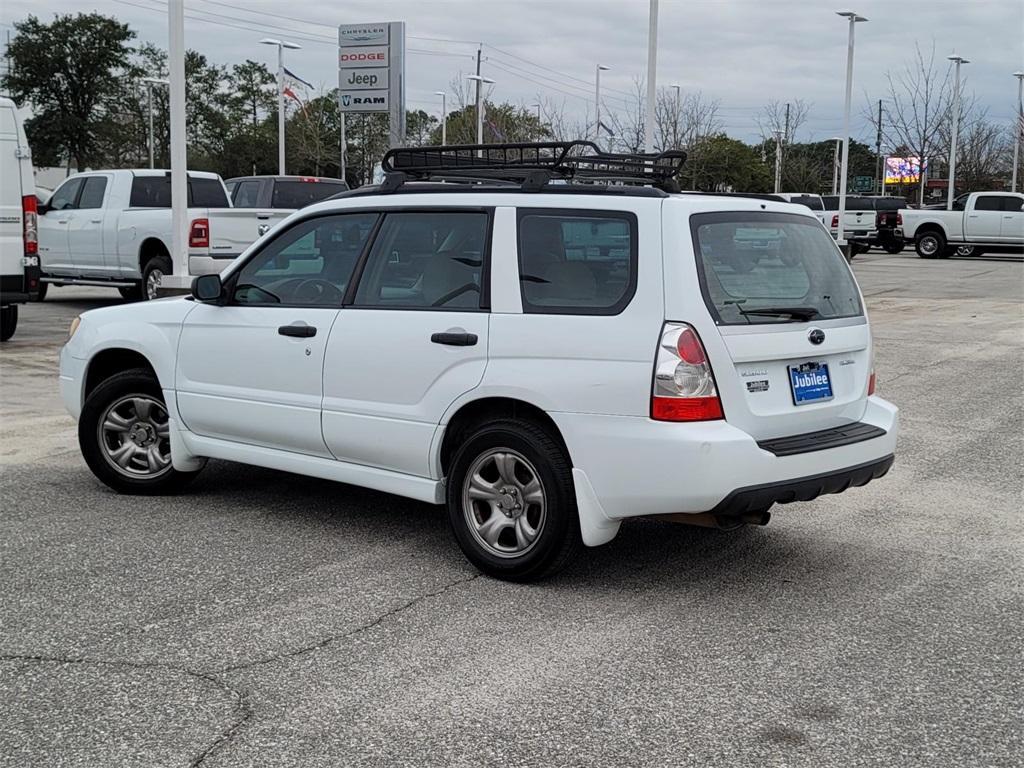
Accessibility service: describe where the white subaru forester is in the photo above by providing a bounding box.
[60,143,897,581]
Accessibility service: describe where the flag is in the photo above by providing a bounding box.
[282,67,312,107]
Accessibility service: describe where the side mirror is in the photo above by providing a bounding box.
[191,273,223,302]
[36,199,49,214]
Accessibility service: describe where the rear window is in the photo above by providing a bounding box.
[271,180,347,209]
[129,176,229,208]
[787,195,823,211]
[874,197,907,211]
[690,212,863,326]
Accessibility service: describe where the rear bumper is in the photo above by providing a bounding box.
[553,395,898,523]
[710,454,894,517]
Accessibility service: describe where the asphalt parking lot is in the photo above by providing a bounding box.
[1,250,1021,767]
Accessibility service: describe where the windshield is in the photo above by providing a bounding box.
[690,211,863,325]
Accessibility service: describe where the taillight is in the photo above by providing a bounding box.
[868,370,876,395]
[22,195,38,254]
[896,213,902,226]
[651,323,724,422]
[831,214,839,228]
[189,218,210,248]
[299,176,318,182]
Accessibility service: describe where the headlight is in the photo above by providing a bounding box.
[68,315,81,341]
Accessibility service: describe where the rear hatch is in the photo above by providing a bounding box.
[687,210,871,440]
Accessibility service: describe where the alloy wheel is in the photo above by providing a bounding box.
[462,448,547,558]
[97,394,173,478]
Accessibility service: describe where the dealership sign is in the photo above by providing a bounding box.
[338,21,405,145]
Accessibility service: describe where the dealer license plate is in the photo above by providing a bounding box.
[789,362,833,405]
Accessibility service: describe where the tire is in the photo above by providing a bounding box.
[446,418,581,581]
[141,255,171,301]
[952,245,981,258]
[884,242,903,254]
[0,305,17,342]
[78,368,202,494]
[916,230,945,259]
[32,281,48,301]
[119,284,143,301]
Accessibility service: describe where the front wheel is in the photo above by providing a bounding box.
[884,242,904,254]
[0,305,17,342]
[78,368,202,494]
[119,284,143,301]
[447,419,580,581]
[916,231,946,259]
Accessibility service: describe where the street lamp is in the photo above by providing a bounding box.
[670,84,681,150]
[141,77,169,169]
[829,136,843,195]
[260,37,301,175]
[946,54,969,209]
[835,11,867,251]
[595,64,610,145]
[1013,72,1024,193]
[434,91,447,146]
[773,130,784,193]
[466,74,494,155]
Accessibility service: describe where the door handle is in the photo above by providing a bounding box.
[431,331,478,346]
[257,214,271,220]
[57,219,69,225]
[278,323,317,338]
[90,219,102,224]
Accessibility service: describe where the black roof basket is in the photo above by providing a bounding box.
[381,141,686,193]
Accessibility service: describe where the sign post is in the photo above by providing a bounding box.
[338,22,406,150]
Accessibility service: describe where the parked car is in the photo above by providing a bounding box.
[225,175,348,209]
[873,197,910,254]
[899,192,1024,258]
[776,193,829,226]
[822,195,877,255]
[0,96,41,341]
[59,142,898,581]
[36,170,292,301]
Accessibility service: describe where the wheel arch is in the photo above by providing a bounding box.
[138,237,171,274]
[84,347,161,402]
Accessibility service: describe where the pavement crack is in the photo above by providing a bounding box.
[0,653,251,768]
[216,572,482,675]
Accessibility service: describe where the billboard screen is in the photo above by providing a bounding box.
[885,156,926,185]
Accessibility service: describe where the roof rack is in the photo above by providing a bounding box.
[380,141,686,193]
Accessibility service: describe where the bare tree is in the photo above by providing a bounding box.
[756,98,811,146]
[605,76,647,153]
[935,107,1013,191]
[868,42,954,204]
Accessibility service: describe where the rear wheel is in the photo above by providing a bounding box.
[78,368,202,494]
[0,305,17,342]
[952,245,980,257]
[32,281,48,301]
[884,242,903,254]
[447,418,580,581]
[916,230,945,259]
[119,284,143,301]
[141,255,171,301]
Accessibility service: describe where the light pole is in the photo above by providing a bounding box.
[773,130,783,193]
[434,91,447,146]
[260,38,301,175]
[466,74,494,155]
[671,84,681,149]
[644,0,659,152]
[141,77,169,169]
[946,54,969,209]
[835,11,867,251]
[829,136,843,195]
[1013,72,1024,192]
[595,64,610,144]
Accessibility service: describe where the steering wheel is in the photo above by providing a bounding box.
[292,278,344,304]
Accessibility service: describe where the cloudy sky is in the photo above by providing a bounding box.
[2,0,1022,145]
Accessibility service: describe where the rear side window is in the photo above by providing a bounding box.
[232,180,262,208]
[517,210,637,315]
[974,197,1001,211]
[690,211,863,325]
[77,177,108,209]
[272,180,347,209]
[1003,197,1023,212]
[129,177,229,208]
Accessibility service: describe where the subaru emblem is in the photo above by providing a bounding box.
[808,328,825,345]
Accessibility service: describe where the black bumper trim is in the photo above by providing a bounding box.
[710,455,895,518]
[757,422,887,457]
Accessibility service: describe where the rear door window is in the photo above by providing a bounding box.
[232,180,263,208]
[271,180,347,209]
[77,177,108,209]
[129,176,229,207]
[1002,197,1023,212]
[690,211,863,325]
[974,197,1001,211]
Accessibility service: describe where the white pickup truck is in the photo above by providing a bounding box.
[899,192,1024,259]
[36,170,291,300]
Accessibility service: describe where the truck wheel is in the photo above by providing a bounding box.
[141,256,171,301]
[78,368,202,494]
[447,418,581,582]
[0,305,17,342]
[884,242,903,254]
[119,284,143,301]
[31,281,48,302]
[952,245,976,257]
[916,231,945,259]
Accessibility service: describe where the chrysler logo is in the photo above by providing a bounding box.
[808,328,825,345]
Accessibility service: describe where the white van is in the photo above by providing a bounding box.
[0,96,39,341]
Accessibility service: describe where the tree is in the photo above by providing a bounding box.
[869,42,954,205]
[223,60,277,176]
[688,134,772,192]
[2,13,135,169]
[934,109,1013,192]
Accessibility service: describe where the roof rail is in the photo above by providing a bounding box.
[380,141,686,193]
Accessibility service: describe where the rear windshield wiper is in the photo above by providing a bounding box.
[739,306,821,321]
